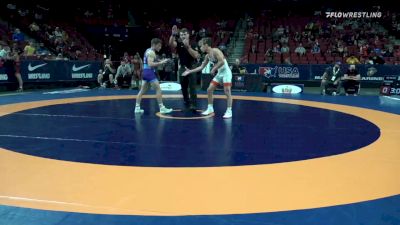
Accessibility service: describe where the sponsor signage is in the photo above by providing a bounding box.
[26,62,51,80]
[243,64,399,83]
[17,60,101,82]
[160,82,181,91]
[259,66,300,79]
[380,86,400,95]
[71,63,94,79]
[380,75,400,96]
[271,83,304,94]
[233,75,245,89]
[0,74,8,81]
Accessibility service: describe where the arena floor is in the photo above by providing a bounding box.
[0,88,399,225]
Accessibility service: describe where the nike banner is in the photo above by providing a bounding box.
[0,66,9,82]
[7,60,102,83]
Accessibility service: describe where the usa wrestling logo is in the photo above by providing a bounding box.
[259,66,277,78]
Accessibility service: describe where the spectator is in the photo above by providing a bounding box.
[273,44,281,53]
[69,41,81,52]
[84,10,93,18]
[55,53,64,60]
[97,59,115,87]
[36,43,49,56]
[71,50,82,60]
[231,58,247,74]
[156,53,167,80]
[114,59,132,89]
[294,32,301,42]
[131,53,143,89]
[11,42,23,56]
[12,28,24,42]
[29,22,40,32]
[0,45,7,59]
[23,41,36,56]
[163,53,175,81]
[276,25,285,36]
[281,44,290,53]
[320,62,343,95]
[360,44,371,57]
[279,35,288,44]
[383,47,394,57]
[283,57,292,65]
[251,44,257,53]
[346,55,360,64]
[394,48,400,58]
[337,44,344,56]
[54,27,63,44]
[294,43,306,56]
[4,47,23,91]
[264,48,273,63]
[311,43,320,54]
[34,11,43,20]
[343,64,361,96]
[370,54,385,64]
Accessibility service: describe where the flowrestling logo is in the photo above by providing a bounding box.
[326,11,382,18]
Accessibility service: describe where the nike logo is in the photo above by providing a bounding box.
[28,63,47,71]
[72,64,90,72]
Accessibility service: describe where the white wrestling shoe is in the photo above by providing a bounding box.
[160,106,173,114]
[201,106,214,115]
[134,106,144,114]
[223,109,232,119]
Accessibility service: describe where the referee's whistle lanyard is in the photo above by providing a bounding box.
[333,67,339,76]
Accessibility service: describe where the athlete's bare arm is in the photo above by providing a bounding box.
[169,25,178,49]
[210,48,225,75]
[147,50,168,68]
[182,55,210,76]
